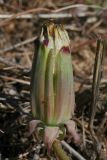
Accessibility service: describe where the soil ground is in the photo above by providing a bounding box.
[0,0,107,159]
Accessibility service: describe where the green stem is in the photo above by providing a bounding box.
[52,140,72,160]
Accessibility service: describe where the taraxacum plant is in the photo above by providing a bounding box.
[30,22,79,151]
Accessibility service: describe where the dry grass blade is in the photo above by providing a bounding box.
[0,7,50,27]
[0,75,30,85]
[61,141,86,160]
[89,37,105,147]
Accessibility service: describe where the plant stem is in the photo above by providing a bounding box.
[52,140,71,160]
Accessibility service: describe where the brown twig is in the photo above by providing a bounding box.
[0,57,25,69]
[86,19,103,33]
[53,4,103,13]
[0,36,37,54]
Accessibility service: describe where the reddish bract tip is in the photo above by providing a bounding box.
[43,39,49,46]
[60,46,70,54]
